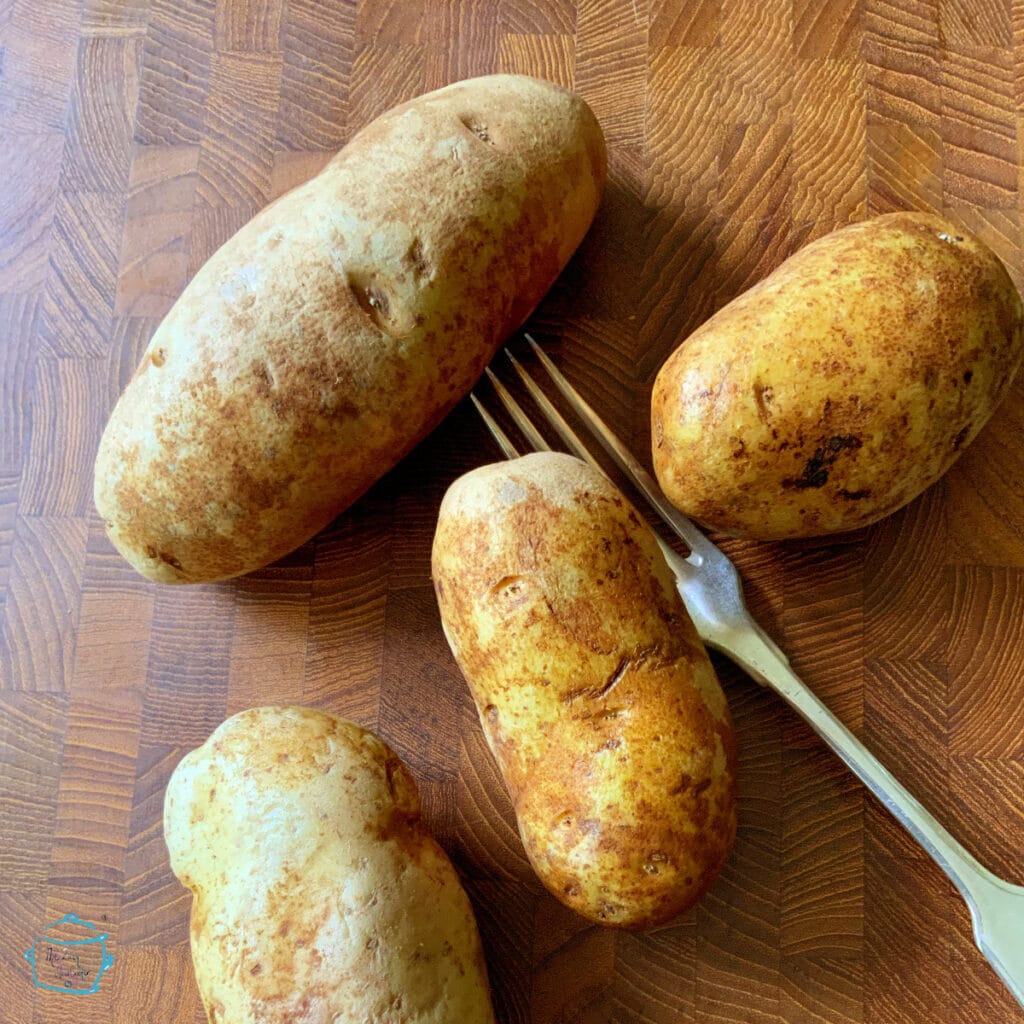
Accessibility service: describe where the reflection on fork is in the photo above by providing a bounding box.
[470,332,1024,1010]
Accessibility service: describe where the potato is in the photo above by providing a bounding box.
[164,706,495,1024]
[96,75,606,583]
[431,452,736,930]
[651,212,1024,539]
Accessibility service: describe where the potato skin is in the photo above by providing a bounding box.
[652,212,1024,539]
[164,706,495,1024]
[96,75,606,583]
[432,452,736,930]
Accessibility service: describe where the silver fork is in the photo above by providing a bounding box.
[471,332,1024,1010]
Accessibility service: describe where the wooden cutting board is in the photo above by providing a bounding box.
[2,1,1023,1021]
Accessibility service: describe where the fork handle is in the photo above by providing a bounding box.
[724,628,1024,1009]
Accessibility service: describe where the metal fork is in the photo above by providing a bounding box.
[471,332,1024,1009]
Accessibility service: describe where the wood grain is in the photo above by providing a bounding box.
[2,1,1024,1021]
[0,130,64,292]
[114,146,199,319]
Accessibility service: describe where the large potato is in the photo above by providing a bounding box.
[96,75,606,583]
[652,212,1024,539]
[432,452,736,930]
[164,706,495,1024]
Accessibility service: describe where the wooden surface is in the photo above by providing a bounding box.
[2,1,1024,1021]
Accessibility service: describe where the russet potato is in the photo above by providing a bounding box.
[652,212,1024,539]
[432,452,737,930]
[96,75,605,583]
[164,706,495,1024]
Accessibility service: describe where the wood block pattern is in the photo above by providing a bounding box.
[0,471,20,611]
[276,0,353,150]
[0,694,69,885]
[0,293,40,470]
[60,36,143,196]
[214,0,282,52]
[134,0,214,145]
[301,497,389,721]
[109,946,201,1024]
[0,131,64,293]
[0,889,45,1024]
[81,0,150,33]
[226,558,312,713]
[115,146,199,319]
[349,43,426,128]
[38,193,124,358]
[791,58,867,228]
[21,357,108,515]
[119,742,192,946]
[1,518,88,691]
[1,1,1023,1021]
[941,41,1017,206]
[793,0,861,59]
[0,0,82,133]
[423,0,500,87]
[197,50,282,207]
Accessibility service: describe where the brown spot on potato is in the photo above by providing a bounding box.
[158,550,183,572]
[753,381,773,422]
[488,574,528,603]
[345,269,417,338]
[782,434,862,490]
[672,773,711,797]
[459,114,494,144]
[405,237,431,279]
[252,361,275,394]
[597,654,631,698]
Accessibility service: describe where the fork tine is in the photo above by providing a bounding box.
[471,391,521,459]
[484,367,551,454]
[503,351,612,476]
[522,334,717,563]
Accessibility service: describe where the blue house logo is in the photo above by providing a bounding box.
[25,914,114,994]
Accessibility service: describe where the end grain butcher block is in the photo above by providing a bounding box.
[2,2,1023,1023]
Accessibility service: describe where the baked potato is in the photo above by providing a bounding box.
[96,74,606,582]
[432,452,737,930]
[164,706,495,1024]
[651,212,1024,539]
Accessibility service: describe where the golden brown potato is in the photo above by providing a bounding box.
[432,452,736,930]
[164,706,495,1024]
[651,212,1024,539]
[96,75,606,583]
